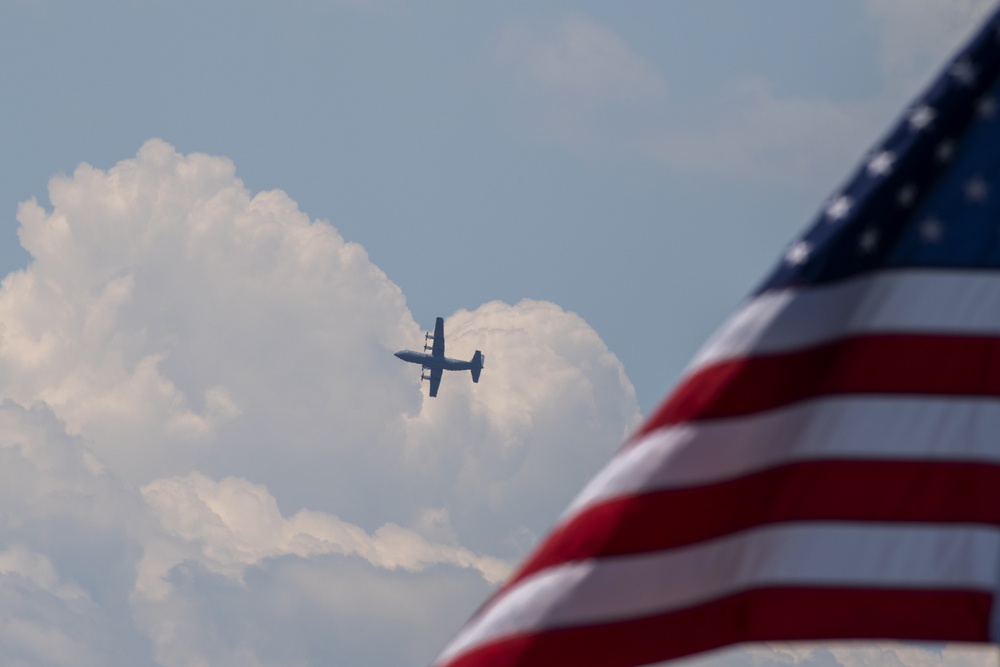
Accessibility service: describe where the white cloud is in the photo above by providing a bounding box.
[0,401,152,665]
[0,140,639,665]
[9,139,419,501]
[131,555,494,667]
[138,472,509,597]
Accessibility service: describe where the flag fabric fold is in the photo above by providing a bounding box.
[435,7,1000,667]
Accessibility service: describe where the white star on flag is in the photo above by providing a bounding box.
[920,218,944,243]
[978,96,998,118]
[785,241,811,265]
[897,183,918,208]
[936,140,956,162]
[950,60,978,87]
[966,177,990,202]
[825,196,852,221]
[858,228,879,254]
[909,105,936,131]
[867,151,895,177]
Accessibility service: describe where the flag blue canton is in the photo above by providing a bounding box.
[761,8,1000,292]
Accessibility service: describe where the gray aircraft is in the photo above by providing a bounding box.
[395,317,484,397]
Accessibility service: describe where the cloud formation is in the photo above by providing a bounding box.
[139,472,509,595]
[0,139,639,665]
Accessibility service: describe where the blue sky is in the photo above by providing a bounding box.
[1,1,999,665]
[3,0,961,414]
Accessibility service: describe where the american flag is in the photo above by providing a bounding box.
[435,7,1000,667]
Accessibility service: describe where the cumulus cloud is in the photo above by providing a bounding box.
[139,472,509,596]
[0,400,151,665]
[0,140,639,665]
[10,140,417,499]
[131,555,494,667]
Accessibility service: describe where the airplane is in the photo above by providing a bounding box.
[395,317,484,397]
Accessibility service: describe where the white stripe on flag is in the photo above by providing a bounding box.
[567,396,1000,516]
[691,270,1000,369]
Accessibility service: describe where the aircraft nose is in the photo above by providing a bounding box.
[394,351,404,359]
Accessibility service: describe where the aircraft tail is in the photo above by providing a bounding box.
[470,351,484,383]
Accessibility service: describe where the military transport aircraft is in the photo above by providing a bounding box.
[395,317,484,397]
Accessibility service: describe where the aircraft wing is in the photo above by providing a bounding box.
[431,317,445,358]
[427,366,443,397]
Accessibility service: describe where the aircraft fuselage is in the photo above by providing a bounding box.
[394,350,477,372]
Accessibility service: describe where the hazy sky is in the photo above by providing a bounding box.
[1,1,1000,666]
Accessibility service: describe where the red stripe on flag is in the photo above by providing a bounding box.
[505,460,1000,588]
[637,334,1000,439]
[440,588,991,667]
